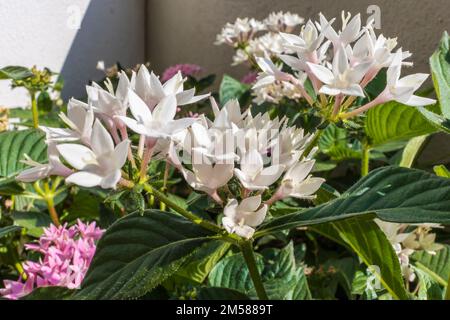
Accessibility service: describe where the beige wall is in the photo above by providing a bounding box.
[146,0,449,82]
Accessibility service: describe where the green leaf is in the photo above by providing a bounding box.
[37,91,52,112]
[434,165,450,178]
[219,75,250,105]
[331,218,409,300]
[13,211,52,237]
[416,106,450,133]
[258,166,450,236]
[23,287,75,300]
[411,244,450,287]
[0,225,21,239]
[319,123,361,160]
[0,66,33,80]
[430,32,450,118]
[208,243,311,300]
[0,176,24,195]
[76,210,213,299]
[176,241,231,283]
[197,287,251,300]
[414,267,443,300]
[399,135,429,168]
[365,101,437,147]
[0,129,47,177]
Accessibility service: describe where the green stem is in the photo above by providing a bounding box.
[45,196,60,227]
[30,91,39,129]
[240,240,268,300]
[143,183,237,241]
[361,144,370,177]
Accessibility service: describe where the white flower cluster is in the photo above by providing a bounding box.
[17,65,209,188]
[376,220,443,282]
[253,12,436,115]
[216,12,304,65]
[167,98,325,239]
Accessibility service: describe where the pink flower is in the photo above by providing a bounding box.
[162,64,202,82]
[0,220,104,300]
[241,71,258,84]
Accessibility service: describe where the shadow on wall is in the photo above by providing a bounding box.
[60,0,145,100]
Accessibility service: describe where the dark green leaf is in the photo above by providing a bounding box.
[13,211,52,237]
[258,166,450,236]
[0,225,21,239]
[76,210,213,299]
[23,287,75,300]
[197,287,250,300]
[331,218,408,300]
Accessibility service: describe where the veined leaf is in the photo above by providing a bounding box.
[331,218,409,300]
[416,106,450,133]
[13,211,52,237]
[176,240,231,283]
[430,32,450,118]
[0,225,22,239]
[411,244,450,287]
[219,75,250,105]
[208,242,311,300]
[365,102,437,147]
[76,210,213,300]
[0,66,33,80]
[257,166,450,236]
[0,129,47,177]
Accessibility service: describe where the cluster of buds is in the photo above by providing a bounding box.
[252,11,436,114]
[376,220,443,282]
[0,220,104,300]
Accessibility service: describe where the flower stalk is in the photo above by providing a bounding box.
[30,91,39,129]
[240,240,268,300]
[361,143,371,177]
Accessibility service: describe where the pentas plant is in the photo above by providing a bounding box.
[251,12,436,118]
[0,221,103,299]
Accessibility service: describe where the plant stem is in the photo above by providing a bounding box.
[240,240,268,300]
[143,183,229,236]
[139,141,154,182]
[361,143,370,177]
[30,91,39,128]
[46,196,60,226]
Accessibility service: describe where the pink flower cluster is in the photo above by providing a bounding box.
[0,220,103,300]
[162,63,202,82]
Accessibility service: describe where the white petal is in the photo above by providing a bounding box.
[100,170,122,189]
[152,95,177,123]
[116,71,130,101]
[115,116,148,135]
[403,95,437,107]
[244,205,267,227]
[57,144,96,170]
[319,85,342,96]
[211,163,234,189]
[91,120,114,155]
[253,164,285,187]
[279,54,306,71]
[224,199,239,218]
[234,225,255,239]
[284,160,315,182]
[340,14,361,44]
[149,71,166,101]
[66,171,103,187]
[128,89,152,124]
[292,177,325,198]
[113,139,131,169]
[306,62,334,84]
[340,84,365,97]
[238,195,261,212]
[397,73,429,91]
[240,149,263,179]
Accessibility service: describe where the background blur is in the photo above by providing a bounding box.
[0,0,449,105]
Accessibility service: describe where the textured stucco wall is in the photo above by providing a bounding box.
[0,0,145,107]
[146,0,449,83]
